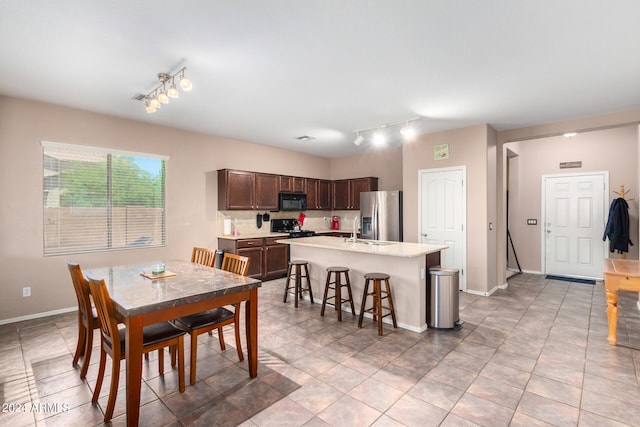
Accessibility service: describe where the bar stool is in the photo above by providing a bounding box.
[358,273,398,336]
[283,260,313,308]
[321,267,356,321]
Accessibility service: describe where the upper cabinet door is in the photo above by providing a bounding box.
[219,169,254,210]
[279,175,305,193]
[305,178,319,209]
[292,177,306,192]
[317,180,332,210]
[254,173,279,210]
[349,177,378,210]
[332,180,350,210]
[279,175,293,192]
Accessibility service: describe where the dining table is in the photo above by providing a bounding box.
[602,258,640,345]
[89,260,261,427]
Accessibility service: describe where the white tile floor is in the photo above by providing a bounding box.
[1,273,640,426]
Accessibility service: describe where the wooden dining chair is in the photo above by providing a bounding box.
[174,253,250,385]
[86,274,186,422]
[191,247,216,267]
[67,261,100,379]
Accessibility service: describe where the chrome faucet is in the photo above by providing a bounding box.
[352,216,358,243]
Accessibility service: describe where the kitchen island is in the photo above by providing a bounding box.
[277,236,448,332]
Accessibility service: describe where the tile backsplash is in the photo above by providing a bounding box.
[217,210,359,236]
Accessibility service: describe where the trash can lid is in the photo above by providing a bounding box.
[429,267,459,276]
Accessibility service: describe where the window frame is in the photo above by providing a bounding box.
[42,141,169,256]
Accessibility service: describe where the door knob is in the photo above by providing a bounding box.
[421,233,428,237]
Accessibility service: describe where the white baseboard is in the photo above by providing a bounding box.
[466,285,503,297]
[0,306,77,325]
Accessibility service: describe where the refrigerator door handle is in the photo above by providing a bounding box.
[373,206,378,240]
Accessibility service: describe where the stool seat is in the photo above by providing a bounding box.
[321,267,355,321]
[364,273,390,280]
[283,260,313,308]
[358,272,397,336]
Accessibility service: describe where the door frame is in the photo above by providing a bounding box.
[540,171,609,278]
[418,166,467,291]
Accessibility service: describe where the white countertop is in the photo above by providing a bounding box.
[277,235,448,258]
[218,232,288,240]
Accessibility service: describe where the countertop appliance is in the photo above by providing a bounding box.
[331,216,340,230]
[271,218,315,238]
[360,190,403,241]
[278,192,307,211]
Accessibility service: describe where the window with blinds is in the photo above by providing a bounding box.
[42,142,167,256]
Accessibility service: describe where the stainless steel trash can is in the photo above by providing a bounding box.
[427,267,461,330]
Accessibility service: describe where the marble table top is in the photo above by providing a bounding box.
[277,235,448,258]
[89,260,261,317]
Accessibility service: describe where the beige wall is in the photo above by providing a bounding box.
[403,124,494,294]
[505,126,639,273]
[0,96,331,321]
[330,146,403,190]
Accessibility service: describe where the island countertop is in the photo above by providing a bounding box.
[277,235,447,258]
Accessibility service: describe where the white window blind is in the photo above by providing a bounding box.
[42,142,167,256]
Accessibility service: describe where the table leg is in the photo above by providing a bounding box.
[125,316,144,426]
[606,288,619,346]
[246,288,258,378]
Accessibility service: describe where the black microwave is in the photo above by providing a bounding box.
[278,192,307,211]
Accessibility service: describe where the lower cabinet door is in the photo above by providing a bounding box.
[237,247,264,278]
[264,244,289,280]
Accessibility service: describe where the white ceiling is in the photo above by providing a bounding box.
[2,1,640,158]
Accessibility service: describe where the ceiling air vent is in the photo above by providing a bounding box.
[295,135,316,141]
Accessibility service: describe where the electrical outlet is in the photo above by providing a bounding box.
[527,219,538,225]
[23,287,31,297]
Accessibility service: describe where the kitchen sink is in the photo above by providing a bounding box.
[344,238,394,246]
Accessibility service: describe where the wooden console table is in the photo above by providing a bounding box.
[603,258,640,345]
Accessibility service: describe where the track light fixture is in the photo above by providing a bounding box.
[352,117,421,146]
[353,131,364,146]
[133,67,192,113]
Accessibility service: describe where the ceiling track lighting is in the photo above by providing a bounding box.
[352,117,421,146]
[133,67,192,113]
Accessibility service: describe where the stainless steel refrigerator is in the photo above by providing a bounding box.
[360,190,403,241]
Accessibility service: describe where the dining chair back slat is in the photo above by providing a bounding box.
[221,253,250,276]
[191,247,216,267]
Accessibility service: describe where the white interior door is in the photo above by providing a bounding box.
[543,172,607,279]
[419,167,466,291]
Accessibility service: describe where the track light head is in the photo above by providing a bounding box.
[353,133,364,146]
[179,74,192,91]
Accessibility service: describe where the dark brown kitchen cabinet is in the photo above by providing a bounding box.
[218,236,289,280]
[332,177,378,210]
[279,175,306,193]
[254,173,279,210]
[305,178,332,210]
[264,237,289,279]
[218,169,278,210]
